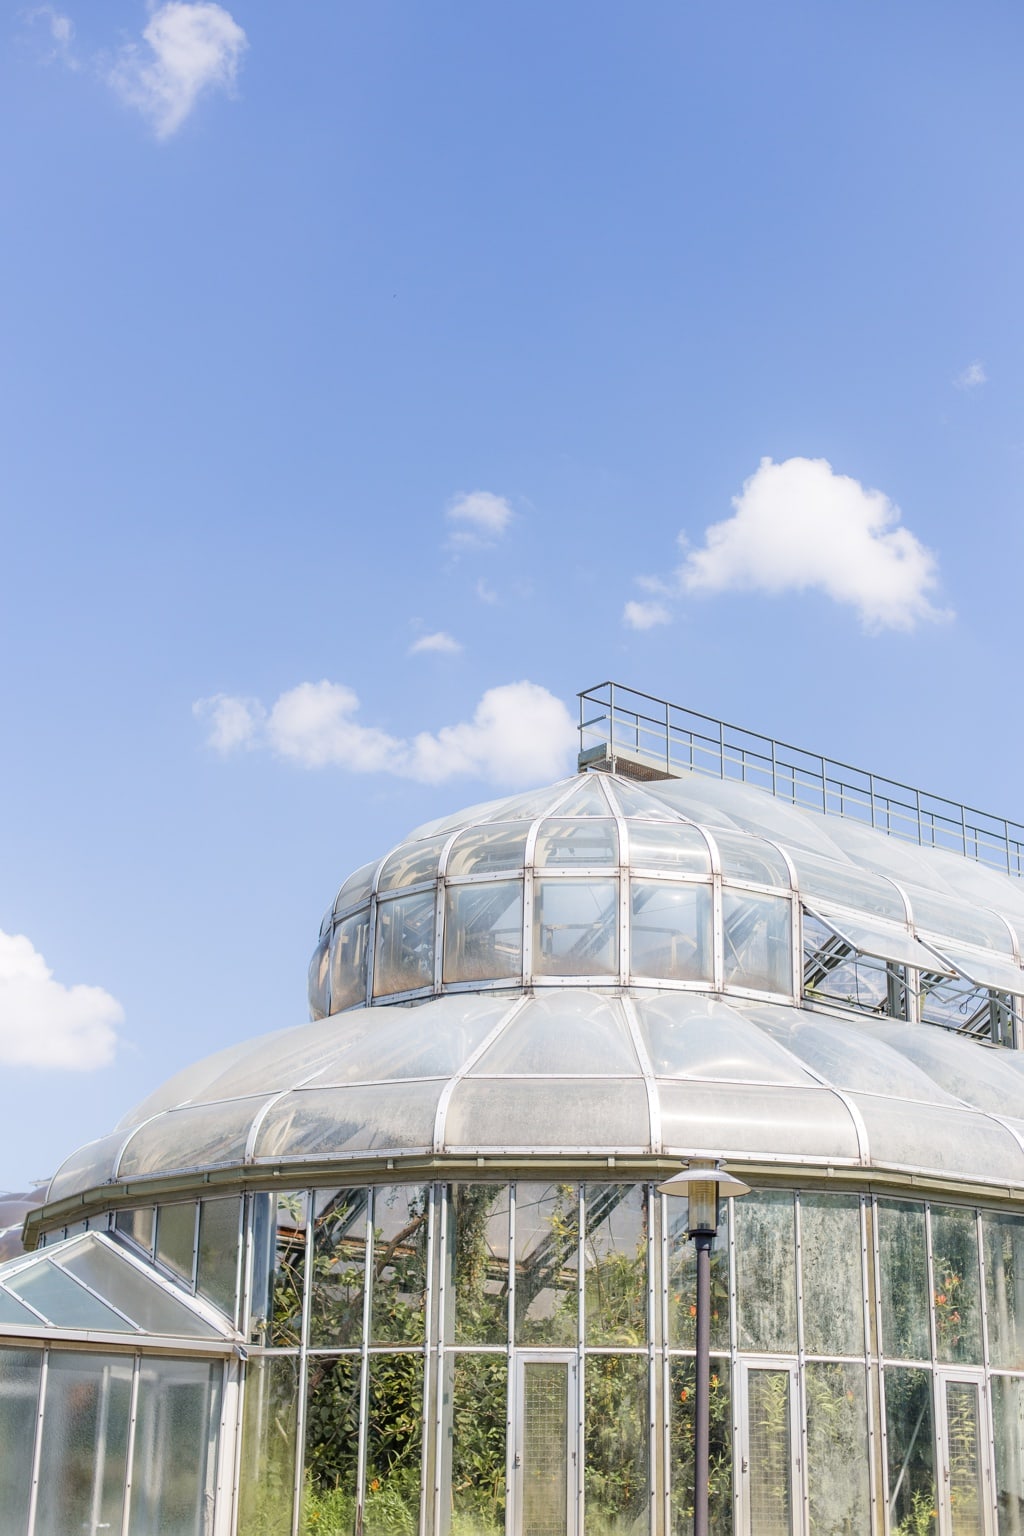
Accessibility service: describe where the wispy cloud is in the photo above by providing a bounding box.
[625,456,949,634]
[0,931,121,1069]
[409,631,462,656]
[195,680,577,787]
[475,578,498,605]
[446,491,513,548]
[27,5,78,68]
[955,360,987,390]
[192,693,264,752]
[106,2,246,140]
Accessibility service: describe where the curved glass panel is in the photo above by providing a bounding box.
[329,908,369,1011]
[443,1078,651,1151]
[625,820,711,873]
[754,1013,962,1104]
[480,783,574,823]
[657,1081,861,1160]
[373,891,436,997]
[630,879,713,981]
[722,888,793,995]
[303,995,512,1086]
[806,902,939,970]
[712,829,791,888]
[637,998,816,1084]
[850,1095,1024,1183]
[253,1080,444,1160]
[333,860,377,915]
[603,778,682,820]
[923,938,1024,996]
[446,822,530,877]
[533,818,618,867]
[443,880,523,982]
[377,836,446,894]
[48,1131,125,1201]
[117,1096,272,1179]
[308,933,330,1020]
[906,886,1014,953]
[469,993,640,1077]
[534,878,618,976]
[789,850,906,922]
[115,1035,268,1130]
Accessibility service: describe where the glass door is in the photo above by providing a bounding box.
[935,1372,993,1536]
[511,1352,577,1536]
[737,1360,800,1536]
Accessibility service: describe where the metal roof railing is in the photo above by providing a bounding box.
[578,680,1024,879]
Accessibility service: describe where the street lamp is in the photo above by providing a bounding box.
[657,1160,751,1536]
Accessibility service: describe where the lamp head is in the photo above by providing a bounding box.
[655,1161,752,1239]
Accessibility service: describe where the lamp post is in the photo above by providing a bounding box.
[656,1160,750,1536]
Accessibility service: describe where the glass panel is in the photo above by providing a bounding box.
[371,1185,429,1345]
[878,1201,931,1360]
[7,1259,129,1330]
[470,993,639,1078]
[584,1354,647,1536]
[908,887,1013,953]
[48,1129,125,1201]
[450,1184,510,1346]
[309,932,330,1019]
[443,880,524,983]
[944,1379,985,1536]
[746,1368,793,1535]
[931,1206,982,1365]
[237,1353,299,1536]
[667,1199,729,1351]
[251,1192,307,1348]
[197,1197,240,1320]
[308,1187,368,1349]
[802,910,907,1018]
[301,993,510,1086]
[983,1212,1024,1368]
[722,888,793,995]
[334,859,377,914]
[0,1348,40,1535]
[790,851,906,922]
[446,1077,651,1153]
[446,823,530,877]
[254,1080,444,1160]
[156,1200,197,1283]
[0,1286,43,1324]
[927,940,1024,997]
[625,820,711,872]
[448,1354,507,1536]
[800,1194,864,1357]
[991,1375,1024,1533]
[58,1236,221,1337]
[35,1352,132,1536]
[114,1205,154,1255]
[514,1183,579,1346]
[918,969,993,1039]
[377,835,446,893]
[735,1191,797,1354]
[303,1353,359,1535]
[605,778,681,820]
[884,1367,936,1536]
[583,1184,647,1346]
[806,1363,869,1535]
[630,879,713,982]
[330,909,370,1012]
[712,829,790,887]
[118,1095,269,1178]
[366,1354,424,1535]
[533,878,618,977]
[669,1357,731,1536]
[534,818,618,867]
[373,891,436,997]
[130,1358,222,1536]
[806,903,936,970]
[523,1360,569,1536]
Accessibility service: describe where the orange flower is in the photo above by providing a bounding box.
[370,1479,380,1493]
[689,1304,697,1317]
[680,1387,689,1401]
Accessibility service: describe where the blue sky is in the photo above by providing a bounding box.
[2,1,1023,1188]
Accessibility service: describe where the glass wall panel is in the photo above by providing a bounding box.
[448,1354,507,1536]
[992,1374,1024,1534]
[878,1201,931,1361]
[984,1212,1024,1368]
[309,1187,369,1349]
[0,1347,41,1535]
[626,821,711,874]
[36,1352,132,1536]
[583,1184,647,1346]
[377,835,446,893]
[443,881,523,983]
[373,892,436,997]
[931,1205,982,1365]
[130,1358,222,1536]
[805,1362,870,1534]
[197,1196,240,1320]
[115,1204,155,1256]
[534,818,618,867]
[303,1353,360,1535]
[371,1185,429,1346]
[534,878,618,977]
[801,1193,864,1357]
[667,1200,729,1352]
[584,1354,648,1536]
[237,1353,299,1536]
[514,1183,579,1346]
[668,1357,731,1536]
[334,859,376,915]
[251,1191,308,1348]
[722,889,793,995]
[446,822,529,877]
[450,1184,510,1346]
[630,881,713,983]
[735,1191,797,1354]
[156,1200,197,1283]
[366,1354,424,1536]
[330,909,370,1012]
[309,933,330,1019]
[712,830,791,888]
[884,1366,936,1536]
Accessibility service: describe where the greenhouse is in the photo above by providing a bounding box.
[7,684,1024,1535]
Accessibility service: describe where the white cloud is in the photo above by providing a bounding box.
[28,6,78,67]
[675,456,949,632]
[446,491,513,547]
[955,360,987,390]
[409,631,462,656]
[196,680,577,787]
[192,693,264,753]
[0,931,121,1070]
[107,2,246,140]
[475,578,498,604]
[623,599,671,630]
